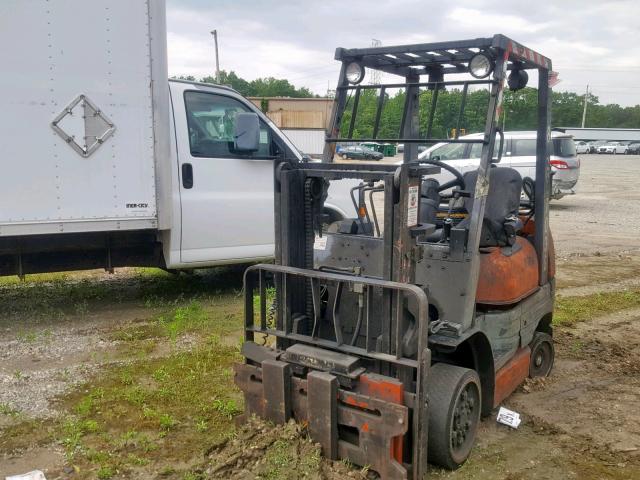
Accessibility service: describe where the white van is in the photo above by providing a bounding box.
[417,131,580,199]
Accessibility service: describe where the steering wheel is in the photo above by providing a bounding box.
[418,159,465,193]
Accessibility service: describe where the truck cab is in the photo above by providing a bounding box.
[164,79,352,268]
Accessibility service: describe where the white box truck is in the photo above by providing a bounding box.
[0,0,353,276]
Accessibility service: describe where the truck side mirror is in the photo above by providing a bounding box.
[234,112,260,152]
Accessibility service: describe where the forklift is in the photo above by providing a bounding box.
[235,34,556,479]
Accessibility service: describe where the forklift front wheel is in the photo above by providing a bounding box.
[427,363,481,470]
[529,332,554,378]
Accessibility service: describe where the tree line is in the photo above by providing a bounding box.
[176,71,640,136]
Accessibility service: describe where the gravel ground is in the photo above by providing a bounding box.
[550,154,640,257]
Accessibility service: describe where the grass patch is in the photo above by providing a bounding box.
[554,288,640,326]
[50,333,242,477]
[0,266,245,321]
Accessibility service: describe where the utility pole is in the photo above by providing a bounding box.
[370,39,382,85]
[210,30,220,83]
[581,84,589,128]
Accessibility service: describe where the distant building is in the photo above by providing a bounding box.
[557,127,640,142]
[248,97,335,157]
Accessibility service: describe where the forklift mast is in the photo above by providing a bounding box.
[236,34,554,480]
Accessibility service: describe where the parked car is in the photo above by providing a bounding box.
[413,131,580,200]
[575,141,590,154]
[597,142,628,154]
[339,145,384,161]
[627,142,640,154]
[587,140,606,153]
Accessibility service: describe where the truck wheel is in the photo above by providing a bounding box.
[341,153,348,159]
[427,363,481,470]
[529,332,554,377]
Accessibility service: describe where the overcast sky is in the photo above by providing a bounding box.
[166,0,640,107]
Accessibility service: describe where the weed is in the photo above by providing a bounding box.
[17,330,38,343]
[96,465,114,479]
[82,419,99,433]
[0,402,20,417]
[126,453,149,466]
[62,419,85,457]
[159,413,177,431]
[75,396,94,416]
[183,472,205,480]
[86,448,110,463]
[142,405,158,420]
[90,387,105,400]
[120,370,134,386]
[159,466,176,476]
[264,439,294,479]
[211,398,240,419]
[195,418,208,433]
[152,367,169,382]
[123,386,147,406]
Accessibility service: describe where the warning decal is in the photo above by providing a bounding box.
[407,185,419,227]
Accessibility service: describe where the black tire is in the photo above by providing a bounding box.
[427,363,481,470]
[341,153,348,159]
[529,332,554,377]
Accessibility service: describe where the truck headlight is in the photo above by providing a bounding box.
[469,53,494,79]
[346,62,365,84]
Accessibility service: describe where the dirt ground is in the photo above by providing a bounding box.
[1,154,640,479]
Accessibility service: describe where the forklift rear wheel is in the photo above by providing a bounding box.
[529,332,554,377]
[427,363,481,470]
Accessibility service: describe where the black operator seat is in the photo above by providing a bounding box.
[458,167,523,247]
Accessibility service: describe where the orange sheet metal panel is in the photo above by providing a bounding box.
[519,219,556,280]
[357,374,404,463]
[493,346,531,407]
[476,237,539,305]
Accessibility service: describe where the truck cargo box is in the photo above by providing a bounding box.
[0,0,169,236]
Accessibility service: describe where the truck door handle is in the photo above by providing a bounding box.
[182,163,193,189]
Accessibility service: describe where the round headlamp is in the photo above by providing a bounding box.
[469,53,494,79]
[346,62,365,84]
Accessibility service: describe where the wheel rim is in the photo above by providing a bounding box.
[450,382,479,458]
[530,340,553,377]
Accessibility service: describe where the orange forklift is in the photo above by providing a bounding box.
[235,34,556,479]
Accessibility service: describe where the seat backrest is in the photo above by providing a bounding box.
[460,167,522,247]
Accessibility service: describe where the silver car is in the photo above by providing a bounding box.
[416,131,580,200]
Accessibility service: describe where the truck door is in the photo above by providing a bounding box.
[174,88,276,264]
